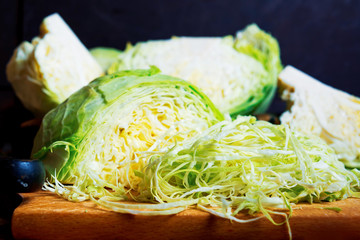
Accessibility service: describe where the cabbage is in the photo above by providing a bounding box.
[40,112,360,237]
[108,24,282,117]
[279,66,360,168]
[32,67,224,192]
[127,116,359,237]
[6,13,103,116]
[137,116,360,208]
[102,116,360,237]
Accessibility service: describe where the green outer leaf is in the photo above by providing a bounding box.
[233,24,283,115]
[32,67,224,182]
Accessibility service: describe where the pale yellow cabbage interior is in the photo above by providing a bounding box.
[116,38,267,114]
[76,87,218,190]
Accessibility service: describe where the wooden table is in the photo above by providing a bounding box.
[12,191,360,240]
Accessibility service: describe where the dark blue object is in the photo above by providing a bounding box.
[0,157,45,227]
[0,157,45,193]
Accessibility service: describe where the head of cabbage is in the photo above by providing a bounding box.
[108,24,282,117]
[32,67,224,192]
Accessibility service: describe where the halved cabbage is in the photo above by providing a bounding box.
[279,66,360,168]
[108,24,282,117]
[6,13,103,116]
[32,67,224,192]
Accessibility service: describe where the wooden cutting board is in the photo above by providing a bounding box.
[12,191,360,240]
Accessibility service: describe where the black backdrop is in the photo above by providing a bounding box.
[1,0,360,157]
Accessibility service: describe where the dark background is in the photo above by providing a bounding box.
[1,0,360,158]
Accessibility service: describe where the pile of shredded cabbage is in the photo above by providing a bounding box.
[45,116,360,238]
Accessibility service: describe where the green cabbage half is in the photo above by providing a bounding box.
[108,24,282,117]
[32,67,224,192]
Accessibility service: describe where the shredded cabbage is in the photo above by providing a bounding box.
[42,114,360,239]
[132,117,360,211]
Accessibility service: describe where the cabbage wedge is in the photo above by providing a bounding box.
[108,24,282,116]
[32,67,223,192]
[279,66,360,168]
[6,13,103,116]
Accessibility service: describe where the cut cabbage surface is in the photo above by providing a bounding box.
[6,13,103,116]
[279,66,360,168]
[108,24,282,116]
[32,68,224,192]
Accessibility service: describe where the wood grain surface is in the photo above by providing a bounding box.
[12,191,360,240]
